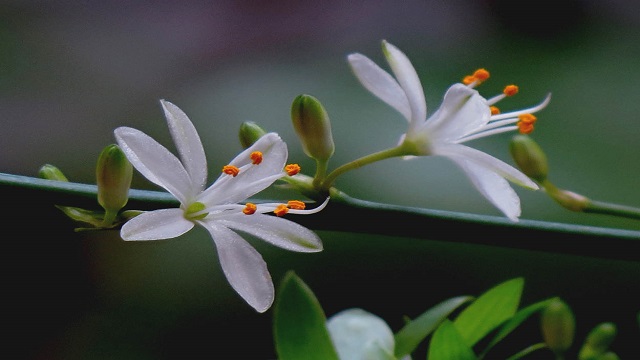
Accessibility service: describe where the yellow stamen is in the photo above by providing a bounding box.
[274,204,289,217]
[287,200,306,210]
[250,151,263,165]
[243,203,257,215]
[285,163,301,176]
[222,165,240,177]
[503,85,519,96]
[490,106,500,115]
[462,75,476,85]
[473,68,490,81]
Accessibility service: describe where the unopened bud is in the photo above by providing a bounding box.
[291,94,335,161]
[509,135,548,183]
[541,298,575,355]
[578,322,617,360]
[38,164,69,182]
[239,121,267,149]
[96,144,133,214]
[547,187,590,212]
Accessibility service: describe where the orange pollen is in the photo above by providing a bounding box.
[473,68,490,81]
[250,151,263,165]
[518,113,537,124]
[462,75,476,85]
[503,85,519,96]
[490,106,500,115]
[274,204,289,217]
[285,163,301,176]
[243,203,257,215]
[518,122,535,134]
[287,200,306,210]
[222,165,240,177]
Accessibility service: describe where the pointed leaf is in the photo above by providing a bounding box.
[274,271,339,360]
[428,319,477,360]
[453,277,524,347]
[394,296,472,358]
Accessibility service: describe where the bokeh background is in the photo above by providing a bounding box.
[3,1,640,359]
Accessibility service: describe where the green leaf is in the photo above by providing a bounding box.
[453,277,525,347]
[481,297,556,357]
[273,271,339,360]
[394,296,473,358]
[428,319,477,360]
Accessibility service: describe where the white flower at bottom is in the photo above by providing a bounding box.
[348,40,551,221]
[114,100,326,312]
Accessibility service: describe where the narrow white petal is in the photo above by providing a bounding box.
[433,143,538,190]
[114,127,194,204]
[161,100,208,192]
[201,221,274,313]
[348,53,411,122]
[382,41,427,127]
[448,156,522,221]
[199,133,287,205]
[327,308,396,360]
[216,213,323,252]
[423,84,490,142]
[120,208,194,240]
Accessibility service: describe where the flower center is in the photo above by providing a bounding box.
[185,201,208,220]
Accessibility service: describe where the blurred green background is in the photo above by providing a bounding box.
[3,1,640,359]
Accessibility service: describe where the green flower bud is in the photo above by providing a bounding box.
[579,322,617,360]
[291,94,335,161]
[38,164,69,181]
[96,144,133,216]
[509,135,548,183]
[239,121,267,149]
[541,298,575,355]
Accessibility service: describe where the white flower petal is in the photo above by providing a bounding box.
[115,126,194,204]
[327,308,396,360]
[422,84,490,142]
[447,156,522,221]
[348,53,411,122]
[382,41,427,127]
[161,100,208,192]
[201,221,274,313]
[434,143,538,190]
[120,208,194,240]
[216,213,323,252]
[199,133,286,205]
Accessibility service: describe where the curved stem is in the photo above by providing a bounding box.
[320,146,406,190]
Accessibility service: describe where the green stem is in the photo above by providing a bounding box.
[101,209,118,227]
[313,158,329,188]
[505,343,548,360]
[585,200,640,220]
[320,145,406,191]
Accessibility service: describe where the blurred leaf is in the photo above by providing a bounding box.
[504,343,549,360]
[481,297,555,356]
[428,319,477,360]
[394,296,473,358]
[327,308,396,360]
[453,277,524,347]
[273,271,339,360]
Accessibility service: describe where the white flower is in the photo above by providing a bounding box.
[114,100,326,312]
[348,40,551,221]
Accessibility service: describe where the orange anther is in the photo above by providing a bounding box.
[274,204,289,217]
[287,200,306,210]
[473,68,490,81]
[243,203,257,215]
[222,165,240,177]
[250,151,263,165]
[518,113,537,124]
[462,75,476,85]
[285,163,301,176]
[490,106,500,115]
[503,85,519,96]
[518,122,534,134]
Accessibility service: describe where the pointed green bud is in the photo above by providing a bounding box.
[239,121,267,149]
[509,135,548,183]
[291,94,335,161]
[541,298,575,356]
[38,164,69,181]
[578,322,617,360]
[96,144,133,217]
